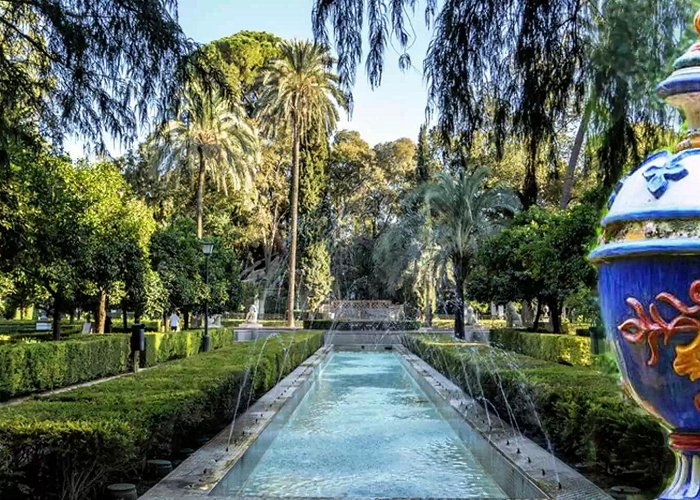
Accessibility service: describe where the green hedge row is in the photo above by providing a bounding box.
[302,319,421,331]
[143,328,235,366]
[405,335,671,491]
[0,331,323,499]
[0,329,236,400]
[490,328,592,366]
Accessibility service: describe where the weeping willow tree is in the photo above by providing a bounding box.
[0,0,196,156]
[313,0,691,206]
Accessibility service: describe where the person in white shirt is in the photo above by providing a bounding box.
[169,311,180,332]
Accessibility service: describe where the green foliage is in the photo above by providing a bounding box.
[207,31,282,100]
[143,328,235,366]
[0,331,323,499]
[0,0,193,151]
[302,319,421,331]
[469,204,598,332]
[300,242,333,312]
[0,155,158,337]
[0,335,130,400]
[148,84,258,239]
[406,335,672,490]
[489,328,592,367]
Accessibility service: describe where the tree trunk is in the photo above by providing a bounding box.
[530,299,542,332]
[184,310,190,330]
[424,277,433,328]
[95,288,107,334]
[52,296,62,341]
[122,302,128,331]
[453,257,466,339]
[521,300,534,329]
[196,146,206,239]
[548,299,563,334]
[560,104,591,209]
[259,285,268,320]
[287,120,301,328]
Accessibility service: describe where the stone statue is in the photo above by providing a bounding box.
[240,302,262,329]
[464,305,477,326]
[245,303,258,323]
[505,302,523,328]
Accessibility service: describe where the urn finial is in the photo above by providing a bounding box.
[657,9,700,151]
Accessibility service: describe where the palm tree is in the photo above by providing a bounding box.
[426,167,520,339]
[257,40,347,327]
[151,86,258,239]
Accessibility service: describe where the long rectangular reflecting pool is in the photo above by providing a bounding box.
[212,351,523,498]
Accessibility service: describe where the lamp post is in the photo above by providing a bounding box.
[202,241,214,352]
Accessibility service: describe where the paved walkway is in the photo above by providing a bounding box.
[0,365,154,407]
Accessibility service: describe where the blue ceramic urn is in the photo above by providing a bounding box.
[590,11,700,500]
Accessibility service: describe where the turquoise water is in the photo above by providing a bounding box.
[216,352,508,498]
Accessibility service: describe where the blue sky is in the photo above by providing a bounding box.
[178,0,432,146]
[178,0,432,145]
[66,0,431,158]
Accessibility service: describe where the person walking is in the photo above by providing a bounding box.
[169,311,180,332]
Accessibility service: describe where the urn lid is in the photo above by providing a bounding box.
[591,12,700,263]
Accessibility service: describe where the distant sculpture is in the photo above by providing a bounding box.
[240,302,262,329]
[505,302,523,328]
[245,303,258,323]
[464,305,478,326]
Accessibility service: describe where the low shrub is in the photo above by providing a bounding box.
[490,328,592,366]
[143,328,234,366]
[0,331,323,499]
[0,329,237,400]
[405,335,672,492]
[0,335,131,400]
[302,319,421,331]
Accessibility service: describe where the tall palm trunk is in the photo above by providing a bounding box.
[560,104,591,209]
[287,120,301,328]
[453,256,466,339]
[196,145,206,239]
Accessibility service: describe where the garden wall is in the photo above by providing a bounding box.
[0,328,236,400]
[0,331,323,499]
[302,319,421,331]
[405,335,671,492]
[489,328,592,366]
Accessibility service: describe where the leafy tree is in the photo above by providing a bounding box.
[0,0,194,155]
[468,205,598,332]
[0,154,155,338]
[150,218,204,328]
[300,241,333,313]
[425,167,520,338]
[257,40,347,326]
[312,0,691,204]
[206,31,282,105]
[149,87,258,239]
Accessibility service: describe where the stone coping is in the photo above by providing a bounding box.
[141,344,611,500]
[397,346,611,499]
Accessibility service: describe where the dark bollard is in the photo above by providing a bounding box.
[107,483,137,500]
[201,333,211,353]
[146,459,173,479]
[130,323,145,372]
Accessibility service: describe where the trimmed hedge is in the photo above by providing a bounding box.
[0,335,130,400]
[0,329,237,401]
[302,319,421,331]
[490,328,592,366]
[143,328,235,366]
[0,331,323,499]
[405,335,671,492]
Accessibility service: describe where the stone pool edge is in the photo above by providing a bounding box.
[141,343,611,500]
[140,345,333,500]
[397,345,611,500]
